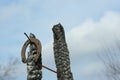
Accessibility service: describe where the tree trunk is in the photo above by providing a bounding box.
[27,33,42,80]
[52,23,74,80]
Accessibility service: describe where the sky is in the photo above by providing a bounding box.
[0,0,120,80]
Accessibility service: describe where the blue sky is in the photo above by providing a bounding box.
[0,0,120,80]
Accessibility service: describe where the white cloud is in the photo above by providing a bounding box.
[81,62,103,75]
[67,11,120,80]
[66,11,120,56]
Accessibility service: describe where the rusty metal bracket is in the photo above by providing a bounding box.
[21,37,42,63]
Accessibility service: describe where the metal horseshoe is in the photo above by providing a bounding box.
[21,38,42,63]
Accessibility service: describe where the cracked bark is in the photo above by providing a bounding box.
[52,23,74,80]
[26,33,42,80]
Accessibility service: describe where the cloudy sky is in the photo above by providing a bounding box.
[0,0,120,80]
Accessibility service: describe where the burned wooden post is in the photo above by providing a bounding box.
[21,33,42,80]
[52,23,74,80]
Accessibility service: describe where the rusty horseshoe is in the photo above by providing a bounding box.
[21,38,42,63]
